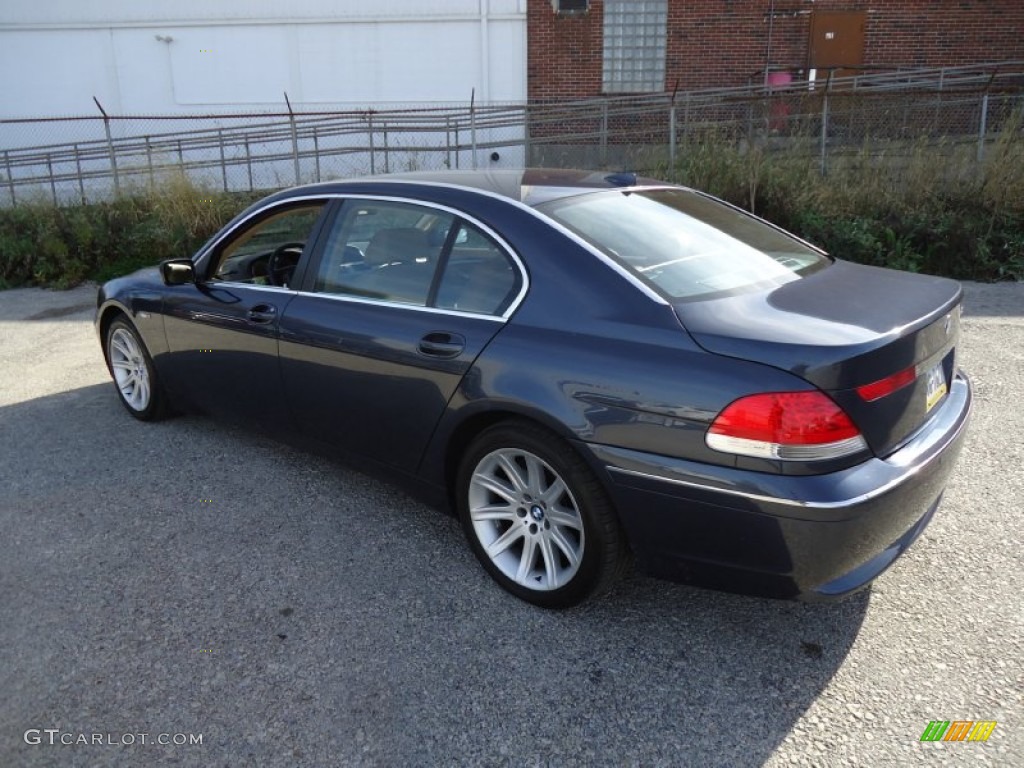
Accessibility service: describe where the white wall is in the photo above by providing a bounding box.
[0,1,528,117]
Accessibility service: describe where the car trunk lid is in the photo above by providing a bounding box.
[673,260,963,457]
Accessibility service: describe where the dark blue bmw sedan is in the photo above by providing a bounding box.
[96,170,971,607]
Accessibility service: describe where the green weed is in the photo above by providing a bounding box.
[0,174,263,289]
[660,118,1024,281]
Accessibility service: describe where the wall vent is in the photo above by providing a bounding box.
[553,0,589,15]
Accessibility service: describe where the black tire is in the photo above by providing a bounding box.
[456,420,630,608]
[104,317,169,421]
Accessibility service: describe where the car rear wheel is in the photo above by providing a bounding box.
[457,421,630,608]
[105,317,168,421]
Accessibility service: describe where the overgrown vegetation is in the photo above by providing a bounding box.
[660,116,1024,281]
[0,175,263,289]
[1,122,1023,289]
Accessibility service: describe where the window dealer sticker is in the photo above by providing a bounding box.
[925,362,947,412]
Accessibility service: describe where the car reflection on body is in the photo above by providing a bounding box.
[96,170,971,607]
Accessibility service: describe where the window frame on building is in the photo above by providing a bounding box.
[602,0,668,94]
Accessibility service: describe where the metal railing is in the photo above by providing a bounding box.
[2,61,1022,207]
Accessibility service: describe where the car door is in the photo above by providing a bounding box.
[160,199,332,432]
[279,197,526,472]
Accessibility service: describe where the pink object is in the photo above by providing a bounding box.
[766,71,793,131]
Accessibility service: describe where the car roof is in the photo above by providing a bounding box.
[272,169,671,207]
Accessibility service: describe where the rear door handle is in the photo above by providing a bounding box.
[418,332,465,359]
[247,304,278,324]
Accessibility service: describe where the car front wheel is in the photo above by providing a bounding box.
[457,421,630,608]
[105,317,168,421]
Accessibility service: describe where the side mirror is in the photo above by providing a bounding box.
[160,259,196,286]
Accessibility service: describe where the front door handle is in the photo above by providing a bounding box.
[418,331,465,359]
[247,304,277,324]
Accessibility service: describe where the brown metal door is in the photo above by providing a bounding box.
[809,11,866,81]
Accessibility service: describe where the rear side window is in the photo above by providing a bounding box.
[435,223,518,316]
[315,200,454,306]
[313,200,521,316]
[537,189,828,300]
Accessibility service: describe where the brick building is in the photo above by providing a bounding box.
[528,0,1024,101]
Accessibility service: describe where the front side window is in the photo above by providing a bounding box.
[210,203,325,287]
[538,189,828,301]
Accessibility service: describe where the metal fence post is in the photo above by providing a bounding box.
[177,140,184,170]
[74,144,85,204]
[145,136,154,192]
[217,129,228,192]
[669,105,677,172]
[244,137,253,191]
[383,122,390,174]
[470,88,478,170]
[820,75,832,176]
[46,154,57,205]
[93,97,120,196]
[284,92,301,185]
[455,124,461,169]
[368,113,376,175]
[600,100,608,167]
[933,67,946,130]
[667,80,680,172]
[4,150,15,205]
[977,92,990,163]
[313,129,321,182]
[523,105,532,168]
[445,117,452,169]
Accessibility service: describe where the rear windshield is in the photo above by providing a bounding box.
[537,188,829,300]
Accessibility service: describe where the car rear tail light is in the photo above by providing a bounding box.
[706,391,868,461]
[856,365,917,402]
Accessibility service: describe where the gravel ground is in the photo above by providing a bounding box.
[0,281,1021,767]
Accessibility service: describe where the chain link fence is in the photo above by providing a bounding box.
[0,104,528,206]
[2,62,1022,207]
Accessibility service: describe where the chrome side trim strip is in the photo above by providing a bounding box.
[286,290,504,322]
[202,283,298,296]
[605,466,847,510]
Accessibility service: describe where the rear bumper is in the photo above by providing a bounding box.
[588,372,972,600]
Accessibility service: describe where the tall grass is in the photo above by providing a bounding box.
[660,114,1024,280]
[0,174,263,289]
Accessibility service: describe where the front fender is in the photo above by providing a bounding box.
[95,270,169,359]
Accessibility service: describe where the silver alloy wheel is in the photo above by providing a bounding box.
[108,327,151,412]
[468,448,585,591]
